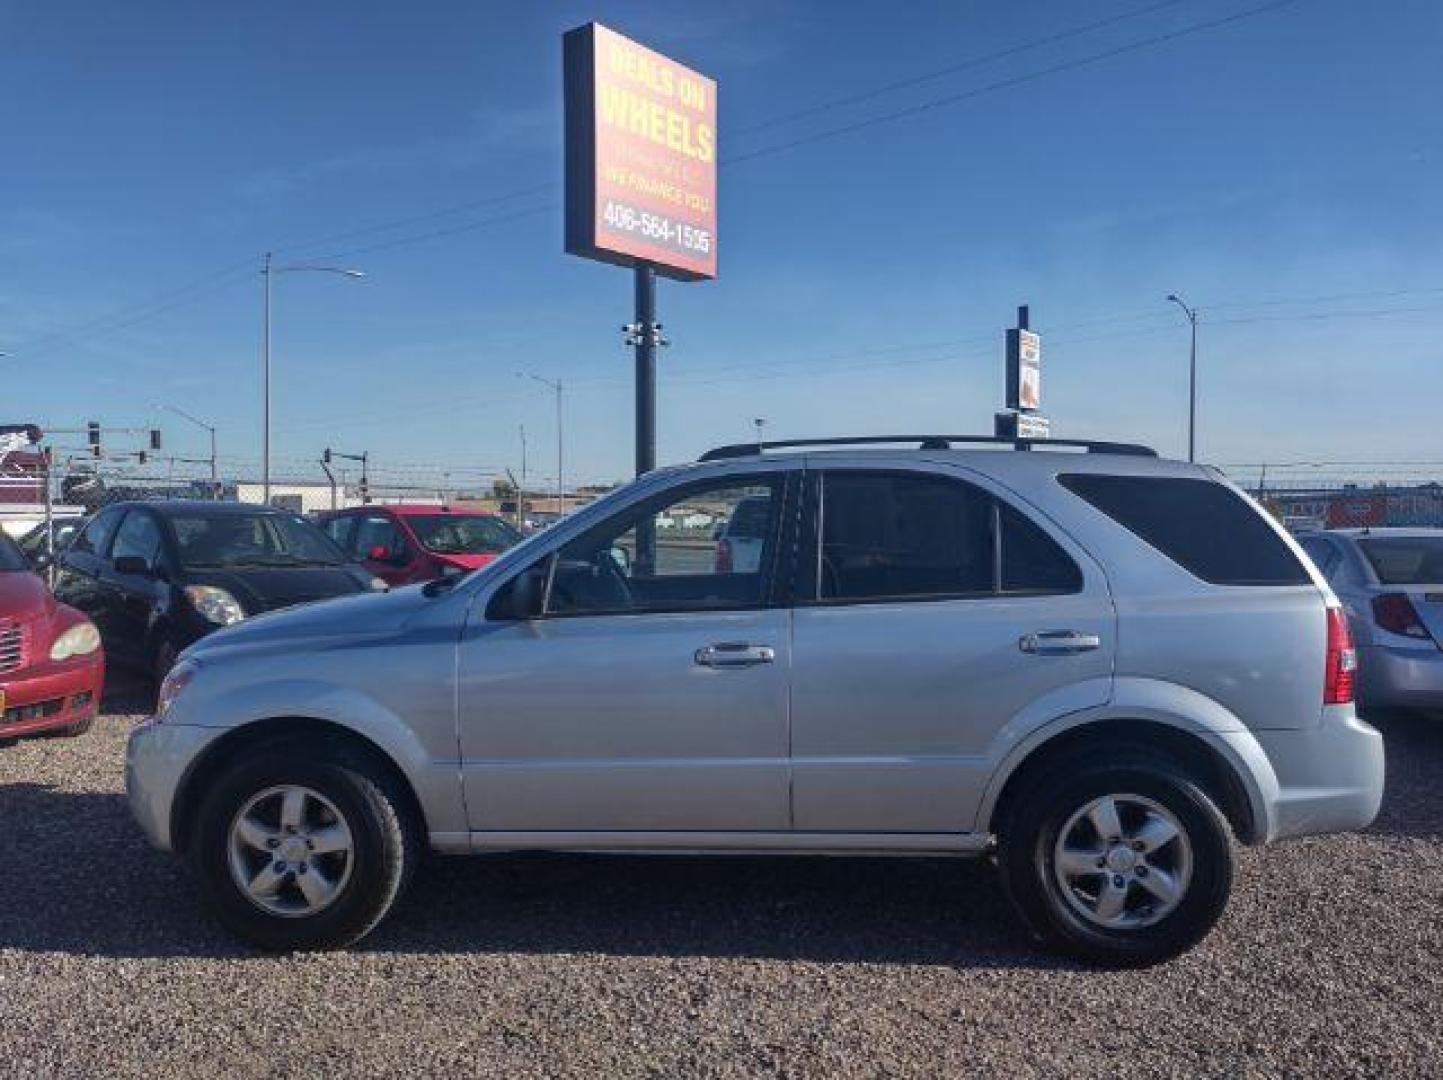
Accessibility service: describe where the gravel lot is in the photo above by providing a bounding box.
[2,681,1440,1078]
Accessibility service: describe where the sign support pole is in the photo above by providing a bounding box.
[634,264,657,478]
[633,264,659,577]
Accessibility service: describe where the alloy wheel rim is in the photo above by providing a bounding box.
[1049,793,1193,930]
[227,785,354,918]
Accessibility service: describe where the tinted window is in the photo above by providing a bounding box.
[819,473,992,601]
[407,514,519,555]
[0,534,25,572]
[1059,474,1310,586]
[170,512,347,568]
[354,516,406,560]
[70,508,122,556]
[545,477,781,616]
[323,515,357,552]
[111,511,163,567]
[1298,536,1339,579]
[1000,502,1082,593]
[1358,537,1443,585]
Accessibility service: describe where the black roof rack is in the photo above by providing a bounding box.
[698,435,1157,462]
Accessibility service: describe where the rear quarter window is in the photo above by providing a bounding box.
[1059,474,1310,586]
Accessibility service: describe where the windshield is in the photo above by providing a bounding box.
[1359,537,1443,585]
[407,514,520,555]
[171,512,349,569]
[0,534,26,572]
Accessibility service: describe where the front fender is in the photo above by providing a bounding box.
[174,675,467,836]
[972,676,1281,842]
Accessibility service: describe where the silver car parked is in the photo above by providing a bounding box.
[1297,527,1443,712]
[127,436,1384,965]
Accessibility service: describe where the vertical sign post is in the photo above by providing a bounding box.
[996,305,1049,442]
[564,21,718,491]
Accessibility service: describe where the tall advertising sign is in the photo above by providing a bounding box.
[564,22,717,281]
[1006,328,1041,412]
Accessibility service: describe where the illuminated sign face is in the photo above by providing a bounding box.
[564,23,717,281]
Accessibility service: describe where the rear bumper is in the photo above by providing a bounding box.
[0,653,105,738]
[1357,643,1443,710]
[1236,706,1385,841]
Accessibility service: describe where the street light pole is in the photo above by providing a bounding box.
[156,404,218,498]
[1167,293,1199,463]
[753,417,766,452]
[518,424,528,528]
[519,373,563,516]
[261,254,365,505]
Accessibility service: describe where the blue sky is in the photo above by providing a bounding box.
[3,0,1440,491]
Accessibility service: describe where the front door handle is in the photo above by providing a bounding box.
[1019,630,1102,655]
[695,642,776,668]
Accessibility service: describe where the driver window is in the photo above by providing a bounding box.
[546,477,782,616]
[111,511,163,570]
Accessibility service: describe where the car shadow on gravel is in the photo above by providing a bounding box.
[368,851,1057,968]
[1360,708,1443,840]
[0,778,1050,967]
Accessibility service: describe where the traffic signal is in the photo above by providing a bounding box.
[322,448,332,464]
[150,428,162,450]
[87,421,100,447]
[138,450,148,464]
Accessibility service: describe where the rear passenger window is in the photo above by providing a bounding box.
[820,473,993,601]
[1059,474,1310,586]
[1000,503,1083,593]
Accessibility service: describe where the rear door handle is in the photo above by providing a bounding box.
[1019,630,1102,655]
[695,642,776,668]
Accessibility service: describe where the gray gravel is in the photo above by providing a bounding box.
[2,680,1440,1078]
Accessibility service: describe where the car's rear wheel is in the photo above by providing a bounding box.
[997,751,1234,967]
[187,738,420,950]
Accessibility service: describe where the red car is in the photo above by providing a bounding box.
[0,531,104,739]
[317,504,522,586]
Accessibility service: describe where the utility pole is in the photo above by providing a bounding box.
[753,417,766,452]
[1166,293,1199,463]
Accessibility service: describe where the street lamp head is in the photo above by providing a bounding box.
[1166,293,1180,303]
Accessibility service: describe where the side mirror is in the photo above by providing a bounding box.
[112,555,151,577]
[30,551,53,572]
[489,565,543,621]
[368,544,391,561]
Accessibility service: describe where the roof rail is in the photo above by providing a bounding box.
[698,435,1157,462]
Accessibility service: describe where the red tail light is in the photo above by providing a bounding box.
[714,538,733,574]
[1371,592,1433,640]
[1324,605,1357,705]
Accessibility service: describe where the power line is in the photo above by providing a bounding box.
[731,0,1189,138]
[723,0,1304,167]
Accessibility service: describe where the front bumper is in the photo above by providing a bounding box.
[1237,706,1385,841]
[0,652,105,738]
[1357,643,1443,710]
[125,718,225,852]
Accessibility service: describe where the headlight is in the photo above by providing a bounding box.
[157,658,199,717]
[368,576,389,591]
[183,585,246,625]
[50,621,101,661]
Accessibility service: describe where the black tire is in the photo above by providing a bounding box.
[997,749,1235,967]
[187,737,421,951]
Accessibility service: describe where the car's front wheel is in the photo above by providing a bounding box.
[997,751,1235,967]
[188,738,420,950]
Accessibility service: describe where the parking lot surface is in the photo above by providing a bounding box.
[2,684,1440,1078]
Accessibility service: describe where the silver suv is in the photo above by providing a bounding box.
[127,436,1384,965]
